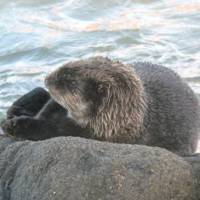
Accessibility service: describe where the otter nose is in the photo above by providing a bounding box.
[45,72,56,88]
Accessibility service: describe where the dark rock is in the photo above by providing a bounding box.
[0,136,196,200]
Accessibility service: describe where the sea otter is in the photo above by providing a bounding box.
[1,57,199,155]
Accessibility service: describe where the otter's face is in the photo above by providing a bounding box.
[45,66,106,126]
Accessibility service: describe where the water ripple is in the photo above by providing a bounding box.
[0,0,200,119]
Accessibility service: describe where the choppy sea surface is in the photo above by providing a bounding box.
[0,0,200,122]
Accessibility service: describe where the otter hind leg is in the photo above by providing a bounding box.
[1,116,58,141]
[6,87,50,119]
[1,115,90,141]
[1,87,91,140]
[35,99,68,120]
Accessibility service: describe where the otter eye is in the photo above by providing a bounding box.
[64,79,77,92]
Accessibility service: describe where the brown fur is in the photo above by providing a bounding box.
[45,57,147,143]
[45,56,199,155]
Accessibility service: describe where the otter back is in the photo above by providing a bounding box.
[134,62,200,155]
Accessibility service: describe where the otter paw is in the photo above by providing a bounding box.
[7,105,34,119]
[1,119,14,135]
[1,117,33,139]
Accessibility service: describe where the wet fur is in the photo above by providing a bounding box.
[1,57,200,155]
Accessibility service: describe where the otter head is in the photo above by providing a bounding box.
[45,57,146,141]
[45,57,110,126]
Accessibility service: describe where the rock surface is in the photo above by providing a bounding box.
[0,136,196,200]
[184,154,200,200]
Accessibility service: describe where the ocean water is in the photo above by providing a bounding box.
[0,0,200,122]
